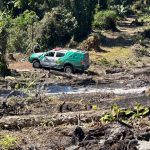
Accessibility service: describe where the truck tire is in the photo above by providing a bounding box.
[64,65,74,74]
[33,60,41,68]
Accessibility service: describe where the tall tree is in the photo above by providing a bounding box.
[0,26,8,76]
[0,11,9,76]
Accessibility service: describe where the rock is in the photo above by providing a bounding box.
[72,127,85,145]
[138,141,150,150]
[145,88,150,96]
[138,132,150,141]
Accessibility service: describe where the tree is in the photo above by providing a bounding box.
[65,0,96,39]
[0,15,8,76]
[35,7,78,49]
[7,10,38,53]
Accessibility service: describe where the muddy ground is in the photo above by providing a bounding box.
[0,62,149,150]
[0,17,150,150]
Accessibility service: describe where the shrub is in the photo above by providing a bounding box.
[111,5,134,17]
[79,33,103,52]
[132,1,146,12]
[8,27,28,53]
[93,10,118,31]
[35,7,78,49]
[7,10,38,53]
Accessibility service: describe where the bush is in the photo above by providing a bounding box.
[7,10,38,53]
[93,10,118,31]
[132,1,146,12]
[35,7,78,49]
[79,33,103,52]
[8,27,28,53]
[111,5,134,17]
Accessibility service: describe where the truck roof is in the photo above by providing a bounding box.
[50,48,87,54]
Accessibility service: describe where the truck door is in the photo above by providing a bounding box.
[41,51,55,67]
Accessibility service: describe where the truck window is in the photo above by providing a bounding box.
[56,52,65,57]
[46,52,55,57]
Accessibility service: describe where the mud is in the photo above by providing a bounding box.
[0,61,149,150]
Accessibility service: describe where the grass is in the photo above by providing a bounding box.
[0,135,17,150]
[139,14,150,23]
[89,47,134,66]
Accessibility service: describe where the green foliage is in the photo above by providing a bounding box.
[8,27,28,53]
[100,103,150,124]
[7,10,38,52]
[111,104,121,119]
[132,103,149,118]
[0,135,17,150]
[107,0,134,6]
[124,109,134,115]
[111,5,133,17]
[93,10,117,31]
[100,104,121,124]
[1,0,150,53]
[35,7,78,48]
[13,10,38,29]
[100,113,115,124]
[132,0,145,12]
[68,0,96,38]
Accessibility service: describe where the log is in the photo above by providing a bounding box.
[131,67,150,76]
[48,70,93,84]
[48,70,86,79]
[0,111,104,130]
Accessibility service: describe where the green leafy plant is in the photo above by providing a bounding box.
[100,103,150,124]
[124,109,134,116]
[100,104,121,124]
[100,113,115,124]
[111,104,121,120]
[132,103,149,118]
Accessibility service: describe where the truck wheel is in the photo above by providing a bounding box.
[33,60,41,68]
[64,65,73,74]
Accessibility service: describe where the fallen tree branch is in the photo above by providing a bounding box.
[0,111,104,130]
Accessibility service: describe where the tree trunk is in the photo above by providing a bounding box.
[0,27,8,77]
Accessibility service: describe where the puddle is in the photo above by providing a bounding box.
[0,84,148,98]
[45,85,149,95]
[0,90,28,98]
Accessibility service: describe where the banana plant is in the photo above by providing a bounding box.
[111,104,122,120]
[132,103,149,118]
[100,104,121,124]
[100,113,115,124]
